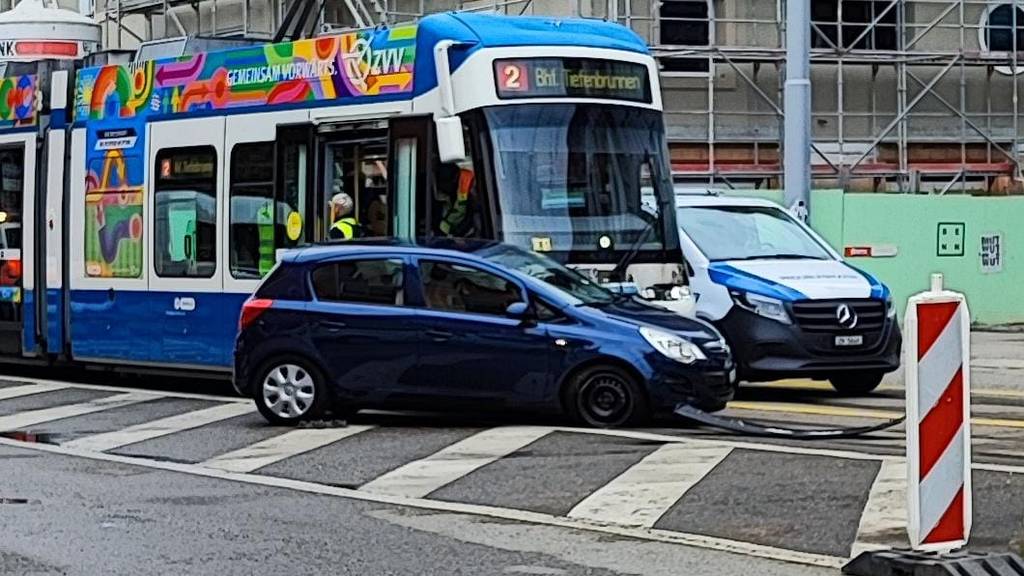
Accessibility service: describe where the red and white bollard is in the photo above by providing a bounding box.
[846,275,1023,575]
[905,273,972,551]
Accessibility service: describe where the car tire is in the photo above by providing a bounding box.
[565,365,649,428]
[829,371,885,396]
[253,356,331,425]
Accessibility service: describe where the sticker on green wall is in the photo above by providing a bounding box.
[981,232,1003,273]
[937,222,965,257]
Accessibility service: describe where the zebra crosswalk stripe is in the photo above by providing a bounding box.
[0,383,67,401]
[850,458,908,557]
[201,425,376,473]
[0,392,155,431]
[568,442,732,527]
[63,402,254,452]
[360,426,552,498]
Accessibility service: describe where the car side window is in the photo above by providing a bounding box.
[311,259,404,306]
[419,260,522,316]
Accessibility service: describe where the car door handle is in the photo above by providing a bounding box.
[318,320,348,332]
[426,329,453,342]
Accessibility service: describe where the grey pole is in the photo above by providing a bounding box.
[783,0,811,220]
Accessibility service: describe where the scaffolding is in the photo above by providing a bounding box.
[93,0,1024,193]
[650,0,1024,194]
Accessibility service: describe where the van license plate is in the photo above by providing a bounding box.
[835,335,863,347]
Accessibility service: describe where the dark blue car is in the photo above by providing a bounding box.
[233,240,735,428]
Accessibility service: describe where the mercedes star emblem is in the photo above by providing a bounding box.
[836,303,859,330]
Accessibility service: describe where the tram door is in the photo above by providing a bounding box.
[149,117,227,366]
[319,124,390,241]
[0,145,25,355]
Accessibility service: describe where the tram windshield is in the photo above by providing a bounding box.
[484,104,678,262]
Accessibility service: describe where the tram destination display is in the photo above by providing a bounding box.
[494,58,651,103]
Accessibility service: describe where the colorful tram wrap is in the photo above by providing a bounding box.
[5,12,683,372]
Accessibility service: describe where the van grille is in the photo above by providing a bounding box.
[789,299,887,332]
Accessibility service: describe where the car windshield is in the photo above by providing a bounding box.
[678,205,833,262]
[484,104,677,261]
[476,244,614,306]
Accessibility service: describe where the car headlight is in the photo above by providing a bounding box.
[639,326,707,364]
[730,290,792,325]
[886,295,897,318]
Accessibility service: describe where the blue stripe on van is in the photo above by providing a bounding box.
[848,265,889,300]
[708,263,807,302]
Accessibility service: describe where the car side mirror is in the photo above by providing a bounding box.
[505,301,531,321]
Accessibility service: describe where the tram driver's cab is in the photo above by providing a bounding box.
[418,49,689,310]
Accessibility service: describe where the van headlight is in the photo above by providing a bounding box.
[639,326,707,364]
[729,290,792,325]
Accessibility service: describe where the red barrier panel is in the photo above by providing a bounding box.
[905,274,972,551]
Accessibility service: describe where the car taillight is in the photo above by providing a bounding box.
[239,298,273,330]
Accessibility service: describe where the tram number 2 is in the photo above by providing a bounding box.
[500,63,528,92]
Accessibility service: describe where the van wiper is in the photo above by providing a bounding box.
[723,254,826,262]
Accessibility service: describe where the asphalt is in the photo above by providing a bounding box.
[112,412,288,463]
[2,342,1024,571]
[430,432,660,515]
[654,449,879,558]
[0,443,833,576]
[260,425,486,487]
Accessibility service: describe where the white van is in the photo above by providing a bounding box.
[675,193,901,394]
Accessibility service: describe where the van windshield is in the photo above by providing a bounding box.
[677,205,832,262]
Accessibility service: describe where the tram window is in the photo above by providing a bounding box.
[0,148,23,320]
[154,147,217,278]
[429,129,481,239]
[324,140,389,240]
[0,148,22,253]
[229,142,275,279]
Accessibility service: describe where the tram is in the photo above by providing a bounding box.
[0,12,686,374]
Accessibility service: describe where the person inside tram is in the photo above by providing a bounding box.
[435,161,477,237]
[329,190,363,240]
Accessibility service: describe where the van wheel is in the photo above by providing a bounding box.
[565,365,649,428]
[829,371,884,396]
[254,357,330,425]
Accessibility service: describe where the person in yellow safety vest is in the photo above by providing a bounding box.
[329,192,362,240]
[437,162,476,237]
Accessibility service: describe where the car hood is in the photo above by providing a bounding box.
[588,298,723,343]
[708,259,889,301]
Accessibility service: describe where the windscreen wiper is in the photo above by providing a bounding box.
[609,216,658,281]
[719,254,826,262]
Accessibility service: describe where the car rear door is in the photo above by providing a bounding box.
[410,256,551,406]
[306,255,418,404]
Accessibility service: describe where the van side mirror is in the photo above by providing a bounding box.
[505,301,531,321]
[436,116,466,163]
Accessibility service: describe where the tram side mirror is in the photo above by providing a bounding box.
[436,116,466,163]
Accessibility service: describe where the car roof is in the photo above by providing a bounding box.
[280,237,508,264]
[673,194,786,209]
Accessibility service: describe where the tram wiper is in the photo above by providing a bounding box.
[610,211,660,282]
